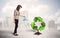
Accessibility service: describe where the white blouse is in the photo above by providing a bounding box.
[14,10,20,19]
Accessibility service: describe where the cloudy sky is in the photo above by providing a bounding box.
[0,0,60,23]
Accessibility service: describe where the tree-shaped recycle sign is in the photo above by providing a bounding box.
[31,16,46,35]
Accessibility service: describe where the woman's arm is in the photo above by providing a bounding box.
[19,12,25,17]
[14,10,16,19]
[14,16,16,19]
[20,15,25,17]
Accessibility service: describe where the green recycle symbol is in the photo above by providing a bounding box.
[31,16,46,31]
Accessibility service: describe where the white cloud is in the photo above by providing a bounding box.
[55,10,60,23]
[47,9,60,23]
[28,5,50,14]
[2,0,55,21]
[2,2,16,17]
[2,3,13,13]
[27,5,50,22]
[2,0,50,22]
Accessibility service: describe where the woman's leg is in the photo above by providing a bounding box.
[14,19,18,34]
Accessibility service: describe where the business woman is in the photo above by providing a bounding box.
[13,5,24,36]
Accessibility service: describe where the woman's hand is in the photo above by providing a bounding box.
[23,16,25,17]
[20,15,25,17]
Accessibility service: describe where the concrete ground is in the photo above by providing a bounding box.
[0,21,60,38]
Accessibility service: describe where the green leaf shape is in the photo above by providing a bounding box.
[31,22,38,30]
[31,22,35,29]
[41,22,46,27]
[34,17,43,22]
[39,22,46,31]
[39,26,45,31]
[34,17,38,22]
[33,26,38,30]
[37,17,43,22]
